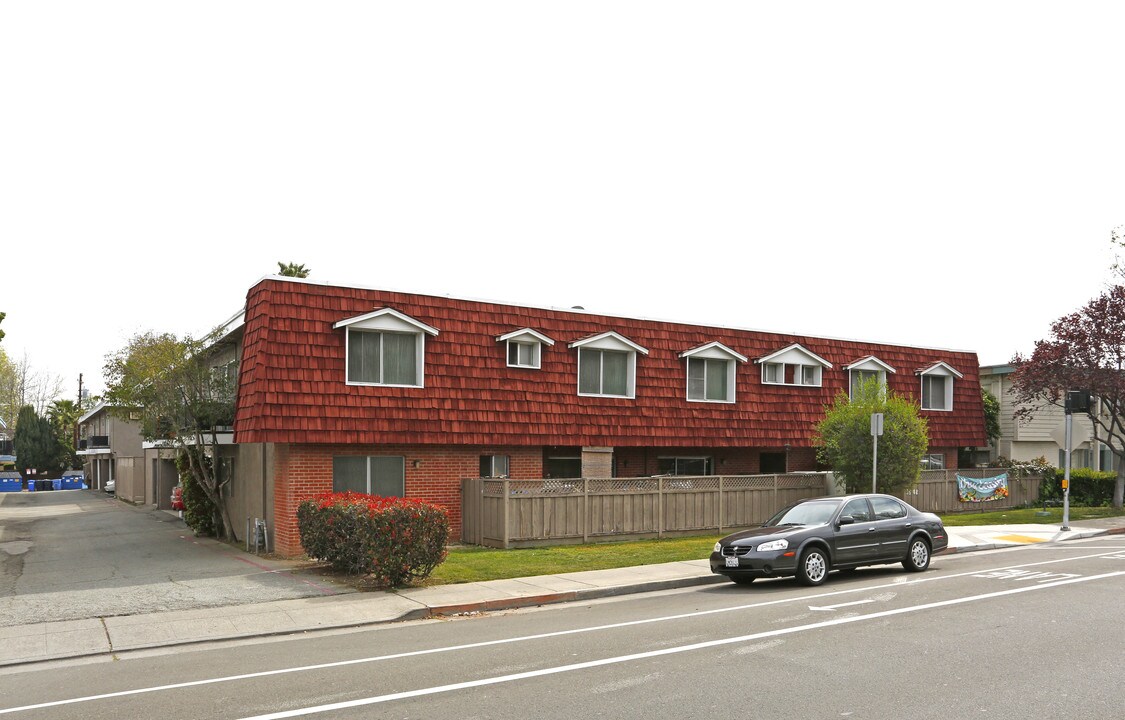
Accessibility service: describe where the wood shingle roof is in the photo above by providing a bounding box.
[233,278,988,449]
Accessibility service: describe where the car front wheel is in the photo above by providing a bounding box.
[796,547,829,586]
[903,537,931,572]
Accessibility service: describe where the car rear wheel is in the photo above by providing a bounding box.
[903,537,930,572]
[797,547,829,586]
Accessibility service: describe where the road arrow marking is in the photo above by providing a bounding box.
[809,599,874,611]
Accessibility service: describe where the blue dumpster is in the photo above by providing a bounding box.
[61,471,85,490]
[51,479,62,491]
[0,472,22,492]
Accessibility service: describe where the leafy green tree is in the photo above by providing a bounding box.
[814,379,930,494]
[103,330,238,539]
[12,405,64,475]
[982,389,1001,446]
[277,262,310,278]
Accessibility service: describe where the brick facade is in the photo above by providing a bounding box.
[271,443,543,557]
[226,277,990,558]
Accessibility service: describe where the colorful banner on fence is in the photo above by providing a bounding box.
[957,473,1009,503]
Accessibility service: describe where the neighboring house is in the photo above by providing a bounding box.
[979,364,1115,471]
[140,309,246,512]
[0,418,13,470]
[216,276,988,558]
[76,403,145,499]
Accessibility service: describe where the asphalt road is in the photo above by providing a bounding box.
[3,536,1124,719]
[0,490,352,627]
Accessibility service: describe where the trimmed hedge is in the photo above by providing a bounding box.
[297,492,449,586]
[1039,467,1120,506]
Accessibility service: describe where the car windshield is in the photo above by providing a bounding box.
[766,501,840,527]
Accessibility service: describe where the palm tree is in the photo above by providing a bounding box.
[47,398,81,469]
[277,262,310,278]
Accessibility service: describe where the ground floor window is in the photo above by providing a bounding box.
[480,455,509,478]
[657,457,712,476]
[922,453,946,470]
[759,452,786,474]
[545,456,582,479]
[1058,448,1092,470]
[332,456,405,497]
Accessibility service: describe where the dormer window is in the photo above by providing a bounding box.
[680,342,748,403]
[846,356,896,399]
[497,328,555,370]
[917,361,962,411]
[334,308,439,387]
[757,343,832,388]
[570,332,649,399]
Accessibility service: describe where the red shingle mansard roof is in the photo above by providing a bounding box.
[234,278,988,449]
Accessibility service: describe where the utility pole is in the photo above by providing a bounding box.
[871,413,884,493]
[75,373,83,452]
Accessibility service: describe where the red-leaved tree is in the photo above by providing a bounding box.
[1010,285,1125,509]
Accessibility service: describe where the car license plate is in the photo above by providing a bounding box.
[725,556,739,568]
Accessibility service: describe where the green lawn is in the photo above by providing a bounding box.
[938,505,1123,526]
[422,506,1125,586]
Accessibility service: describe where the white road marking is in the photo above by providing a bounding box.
[240,571,1125,719]
[1,550,1120,716]
[809,599,875,611]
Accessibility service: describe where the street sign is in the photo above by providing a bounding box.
[871,413,884,436]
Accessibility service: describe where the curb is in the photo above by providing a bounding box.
[0,575,727,669]
[937,526,1121,556]
[4,529,1122,669]
[422,574,728,618]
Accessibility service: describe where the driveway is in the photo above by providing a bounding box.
[0,489,353,627]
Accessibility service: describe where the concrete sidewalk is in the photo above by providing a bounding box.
[3,518,1124,668]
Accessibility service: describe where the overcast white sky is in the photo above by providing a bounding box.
[2,2,1123,400]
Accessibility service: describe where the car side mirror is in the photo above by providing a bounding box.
[837,515,855,526]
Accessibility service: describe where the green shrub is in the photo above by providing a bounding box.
[297,492,449,586]
[1039,467,1118,506]
[176,451,216,536]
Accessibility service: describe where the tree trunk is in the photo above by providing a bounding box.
[182,442,238,542]
[1116,462,1124,510]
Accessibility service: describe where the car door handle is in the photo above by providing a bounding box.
[868,527,876,532]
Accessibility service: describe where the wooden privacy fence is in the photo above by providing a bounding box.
[461,469,1047,548]
[461,474,831,548]
[895,469,1044,515]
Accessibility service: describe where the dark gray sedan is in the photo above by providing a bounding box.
[710,494,948,586]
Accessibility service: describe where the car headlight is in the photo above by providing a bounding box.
[714,542,723,553]
[756,539,788,552]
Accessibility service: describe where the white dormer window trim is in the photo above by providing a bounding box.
[334,308,439,388]
[680,342,748,404]
[846,356,897,399]
[497,328,555,370]
[756,343,833,388]
[917,361,962,412]
[569,331,649,399]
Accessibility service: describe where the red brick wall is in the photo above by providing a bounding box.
[271,444,542,557]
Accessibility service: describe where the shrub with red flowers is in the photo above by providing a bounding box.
[296,492,450,586]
